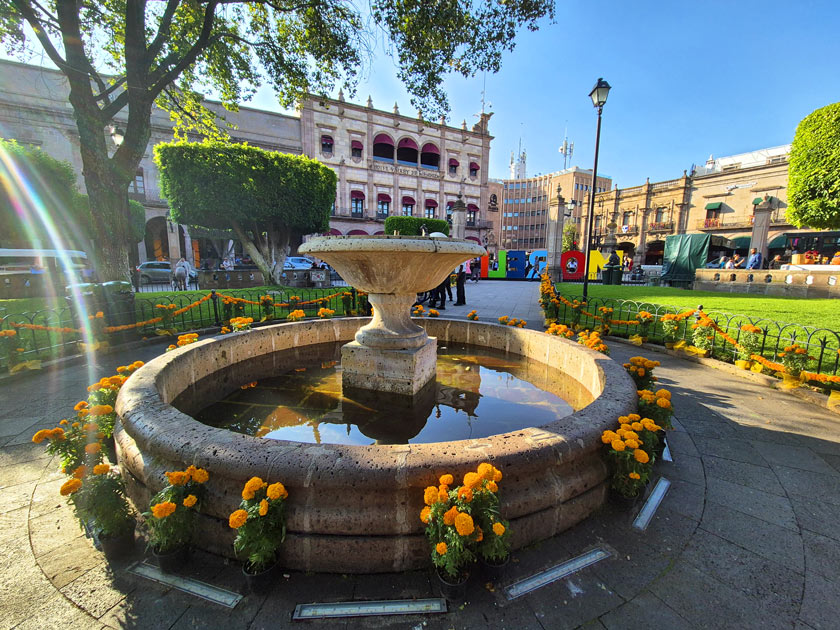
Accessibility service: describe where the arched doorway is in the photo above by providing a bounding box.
[645,240,665,265]
[144,216,169,261]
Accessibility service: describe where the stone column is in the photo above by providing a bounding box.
[166,219,181,261]
[750,195,773,260]
[546,185,565,282]
[451,196,467,239]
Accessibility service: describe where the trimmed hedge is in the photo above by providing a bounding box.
[383,216,449,236]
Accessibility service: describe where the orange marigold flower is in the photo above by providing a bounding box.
[601,430,618,444]
[487,480,499,493]
[492,522,506,536]
[420,506,431,524]
[611,439,626,452]
[74,401,89,411]
[463,472,481,489]
[164,471,188,486]
[32,429,49,444]
[84,442,101,455]
[424,486,439,506]
[633,449,650,464]
[228,509,248,529]
[191,468,209,484]
[151,501,177,518]
[72,465,87,479]
[83,423,99,432]
[475,527,484,542]
[436,542,448,555]
[438,486,449,502]
[627,413,641,422]
[454,512,475,536]
[625,439,640,449]
[60,478,82,496]
[242,476,265,500]
[629,472,641,480]
[259,499,269,516]
[182,494,198,508]
[457,487,474,502]
[438,474,454,486]
[266,482,287,500]
[492,467,503,482]
[443,506,458,526]
[477,462,495,480]
[93,464,110,475]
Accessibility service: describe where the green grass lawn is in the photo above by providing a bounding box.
[555,283,840,330]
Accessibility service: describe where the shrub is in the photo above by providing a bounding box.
[383,216,449,236]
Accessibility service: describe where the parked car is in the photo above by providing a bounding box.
[136,261,197,284]
[284,256,314,270]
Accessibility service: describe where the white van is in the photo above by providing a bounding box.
[0,248,93,278]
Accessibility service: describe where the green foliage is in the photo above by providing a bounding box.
[0,138,91,250]
[562,222,579,252]
[128,200,146,244]
[143,471,207,553]
[788,102,840,229]
[383,216,450,236]
[155,141,335,233]
[68,470,134,538]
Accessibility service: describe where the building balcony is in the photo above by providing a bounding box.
[696,211,790,231]
[616,225,639,236]
[647,221,674,233]
[375,212,389,220]
[350,210,365,219]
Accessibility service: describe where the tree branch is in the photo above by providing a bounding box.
[94,77,127,102]
[145,0,181,63]
[10,0,69,74]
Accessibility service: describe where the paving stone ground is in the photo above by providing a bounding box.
[1,280,838,629]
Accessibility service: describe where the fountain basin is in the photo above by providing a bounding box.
[115,318,637,573]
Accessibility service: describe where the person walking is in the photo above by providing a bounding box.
[454,263,467,305]
[174,257,190,291]
[471,257,481,282]
[433,275,449,309]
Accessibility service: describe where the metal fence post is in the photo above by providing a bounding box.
[211,290,220,326]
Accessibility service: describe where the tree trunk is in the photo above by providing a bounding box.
[229,220,289,286]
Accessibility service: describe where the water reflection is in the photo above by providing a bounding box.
[183,343,592,446]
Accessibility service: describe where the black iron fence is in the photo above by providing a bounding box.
[0,287,363,369]
[549,293,840,377]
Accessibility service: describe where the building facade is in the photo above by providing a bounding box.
[488,152,611,253]
[0,60,493,268]
[594,145,798,265]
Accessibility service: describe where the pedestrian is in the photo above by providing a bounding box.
[471,257,481,282]
[454,264,467,305]
[746,247,762,270]
[174,257,190,290]
[433,276,449,309]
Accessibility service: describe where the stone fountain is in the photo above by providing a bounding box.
[299,235,485,396]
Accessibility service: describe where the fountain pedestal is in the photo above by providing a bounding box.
[299,235,486,396]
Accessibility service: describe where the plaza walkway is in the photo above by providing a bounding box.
[1,280,838,629]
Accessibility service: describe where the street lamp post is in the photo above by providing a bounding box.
[582,78,611,300]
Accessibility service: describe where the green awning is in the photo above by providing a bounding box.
[705,202,722,210]
[730,236,751,249]
[752,197,763,205]
[767,234,788,248]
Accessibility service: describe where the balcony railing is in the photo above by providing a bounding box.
[647,221,674,233]
[616,225,639,236]
[351,209,365,219]
[375,212,389,220]
[697,211,790,231]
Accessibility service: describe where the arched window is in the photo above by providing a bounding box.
[401,196,415,216]
[469,161,480,178]
[321,135,334,154]
[351,139,363,159]
[350,190,365,217]
[397,138,419,166]
[372,133,394,162]
[377,193,391,218]
[420,143,440,170]
[467,203,479,227]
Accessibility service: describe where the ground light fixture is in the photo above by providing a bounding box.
[583,77,611,299]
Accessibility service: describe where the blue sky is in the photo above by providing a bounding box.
[8,1,839,188]
[253,0,840,188]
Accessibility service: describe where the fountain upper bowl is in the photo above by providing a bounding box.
[299,235,486,294]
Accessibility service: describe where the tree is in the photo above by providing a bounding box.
[0,138,91,250]
[1,0,554,280]
[788,102,840,229]
[155,141,336,284]
[562,222,579,252]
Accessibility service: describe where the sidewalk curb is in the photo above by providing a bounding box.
[608,336,840,417]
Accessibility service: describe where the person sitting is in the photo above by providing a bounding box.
[746,248,762,270]
[769,255,783,270]
[724,257,735,269]
[731,254,745,268]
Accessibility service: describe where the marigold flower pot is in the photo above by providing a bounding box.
[479,554,510,583]
[609,487,641,509]
[242,558,280,596]
[153,545,189,574]
[665,342,676,349]
[735,360,753,370]
[436,569,469,602]
[99,528,135,562]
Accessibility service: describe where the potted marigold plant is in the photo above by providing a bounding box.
[420,473,483,601]
[65,462,136,561]
[691,320,714,356]
[601,419,657,504]
[228,476,289,594]
[660,314,681,348]
[623,356,659,390]
[736,324,763,369]
[637,311,654,340]
[468,463,511,582]
[143,465,209,572]
[779,343,811,378]
[259,295,275,321]
[637,389,674,431]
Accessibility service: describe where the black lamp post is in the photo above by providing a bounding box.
[582,78,611,299]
